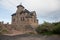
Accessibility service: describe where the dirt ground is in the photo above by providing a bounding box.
[0,34,60,40]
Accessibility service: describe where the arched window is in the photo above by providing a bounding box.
[21,17,25,21]
[20,11,23,15]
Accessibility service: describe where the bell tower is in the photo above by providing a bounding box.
[16,4,25,13]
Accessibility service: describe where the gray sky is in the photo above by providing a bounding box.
[0,0,60,24]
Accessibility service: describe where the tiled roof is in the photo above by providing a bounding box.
[11,13,16,16]
[24,9,30,13]
[17,5,24,8]
[20,9,30,14]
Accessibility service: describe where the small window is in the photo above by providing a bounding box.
[21,17,22,21]
[34,19,36,23]
[20,13,22,15]
[23,17,24,21]
[21,17,25,21]
[13,18,15,22]
[20,11,23,15]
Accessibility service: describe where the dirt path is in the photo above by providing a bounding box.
[0,34,60,40]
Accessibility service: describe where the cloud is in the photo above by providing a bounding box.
[0,0,60,24]
[0,0,59,12]
[24,0,59,12]
[38,10,60,23]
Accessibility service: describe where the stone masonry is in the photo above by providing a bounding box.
[0,4,38,35]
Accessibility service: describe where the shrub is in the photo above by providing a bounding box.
[36,21,60,35]
[52,24,60,34]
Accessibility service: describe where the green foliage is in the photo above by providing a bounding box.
[52,23,60,34]
[0,25,8,35]
[27,32,35,35]
[2,29,8,33]
[0,29,8,35]
[0,25,3,35]
[36,21,60,35]
[0,25,2,31]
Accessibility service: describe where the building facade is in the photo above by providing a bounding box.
[11,4,38,33]
[0,4,38,34]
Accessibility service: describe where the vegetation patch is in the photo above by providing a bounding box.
[36,21,60,35]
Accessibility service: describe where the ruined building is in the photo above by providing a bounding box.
[0,4,38,34]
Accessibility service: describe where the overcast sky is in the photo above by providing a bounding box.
[0,0,60,24]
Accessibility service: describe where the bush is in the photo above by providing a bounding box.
[0,28,8,34]
[52,24,60,34]
[36,21,60,35]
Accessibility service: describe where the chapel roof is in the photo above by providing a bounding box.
[11,13,16,16]
[17,4,24,8]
